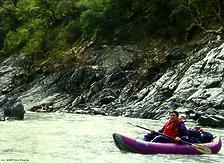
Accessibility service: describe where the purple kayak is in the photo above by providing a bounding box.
[113,133,222,154]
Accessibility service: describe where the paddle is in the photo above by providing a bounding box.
[127,122,212,154]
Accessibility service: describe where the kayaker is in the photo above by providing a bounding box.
[144,109,189,143]
[188,126,213,143]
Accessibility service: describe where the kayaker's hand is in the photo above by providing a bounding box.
[150,129,155,133]
[175,137,180,142]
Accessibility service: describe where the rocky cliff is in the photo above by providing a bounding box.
[0,36,223,127]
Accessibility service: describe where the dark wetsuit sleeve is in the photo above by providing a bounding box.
[179,123,189,136]
[178,123,189,141]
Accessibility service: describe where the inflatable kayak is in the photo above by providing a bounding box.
[113,133,222,154]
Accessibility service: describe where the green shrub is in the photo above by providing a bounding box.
[20,30,44,56]
[4,28,29,54]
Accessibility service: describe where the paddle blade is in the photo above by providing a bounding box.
[192,144,212,154]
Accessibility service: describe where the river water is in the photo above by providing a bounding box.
[0,112,223,163]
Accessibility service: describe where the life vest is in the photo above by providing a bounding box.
[162,120,184,138]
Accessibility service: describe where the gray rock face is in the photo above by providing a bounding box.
[127,43,224,126]
[109,43,224,126]
[0,57,27,120]
[0,40,224,127]
[0,95,25,120]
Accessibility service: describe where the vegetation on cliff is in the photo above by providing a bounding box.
[0,0,223,70]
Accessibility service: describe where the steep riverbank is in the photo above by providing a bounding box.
[0,34,224,127]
